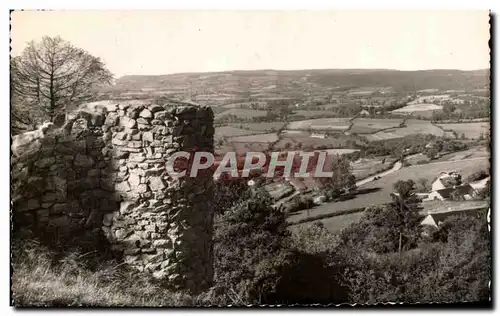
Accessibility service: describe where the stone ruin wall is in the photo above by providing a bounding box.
[11,100,215,293]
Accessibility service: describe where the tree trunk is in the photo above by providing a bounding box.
[398,232,402,255]
[49,72,55,121]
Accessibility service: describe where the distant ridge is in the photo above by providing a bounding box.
[111,68,489,96]
[118,68,488,80]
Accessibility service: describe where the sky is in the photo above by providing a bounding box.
[10,10,490,78]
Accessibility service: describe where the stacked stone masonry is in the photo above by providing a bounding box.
[11,100,215,293]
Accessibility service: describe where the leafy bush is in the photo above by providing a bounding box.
[284,195,315,214]
[340,211,490,304]
[466,170,489,183]
[212,188,292,304]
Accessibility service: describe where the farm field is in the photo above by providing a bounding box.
[215,126,263,141]
[347,86,391,96]
[230,133,279,143]
[287,156,489,224]
[408,109,441,119]
[231,142,271,156]
[417,89,440,94]
[436,146,490,162]
[364,119,444,141]
[320,104,341,109]
[410,95,451,103]
[214,143,235,155]
[214,108,268,120]
[288,211,364,234]
[405,153,431,165]
[222,101,267,109]
[288,200,489,234]
[350,118,403,134]
[280,130,310,137]
[351,156,395,180]
[436,122,490,139]
[286,148,360,156]
[210,106,232,115]
[221,103,243,109]
[273,135,364,151]
[392,103,443,113]
[230,122,286,132]
[422,200,490,214]
[287,117,352,131]
[291,110,338,118]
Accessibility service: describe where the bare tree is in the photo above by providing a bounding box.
[11,36,113,132]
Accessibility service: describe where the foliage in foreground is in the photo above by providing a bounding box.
[12,179,491,306]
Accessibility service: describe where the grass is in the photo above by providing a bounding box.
[273,135,364,151]
[392,103,443,113]
[405,153,431,165]
[229,122,286,132]
[287,118,351,131]
[351,156,395,179]
[11,240,206,307]
[436,146,490,162]
[215,126,263,141]
[365,119,444,141]
[214,108,268,120]
[291,110,339,118]
[289,211,365,234]
[222,101,267,109]
[281,130,310,137]
[436,122,490,139]
[231,142,271,156]
[351,118,403,134]
[230,133,279,143]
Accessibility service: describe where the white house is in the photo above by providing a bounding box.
[431,171,461,191]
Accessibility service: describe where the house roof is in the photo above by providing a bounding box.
[436,184,475,199]
[421,214,438,227]
[421,206,487,227]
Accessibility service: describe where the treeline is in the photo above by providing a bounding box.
[431,102,490,121]
[356,134,470,159]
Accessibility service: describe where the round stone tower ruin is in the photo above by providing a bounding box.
[12,100,215,293]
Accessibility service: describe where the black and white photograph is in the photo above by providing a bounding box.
[9,8,492,307]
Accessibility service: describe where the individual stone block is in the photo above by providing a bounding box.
[116,181,131,192]
[142,132,154,142]
[121,116,137,129]
[74,154,94,168]
[129,153,146,162]
[128,173,140,188]
[148,176,166,191]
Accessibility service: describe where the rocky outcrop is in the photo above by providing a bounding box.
[11,100,215,293]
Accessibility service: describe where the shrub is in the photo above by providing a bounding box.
[466,170,489,183]
[284,195,315,213]
[212,188,292,304]
[340,210,490,304]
